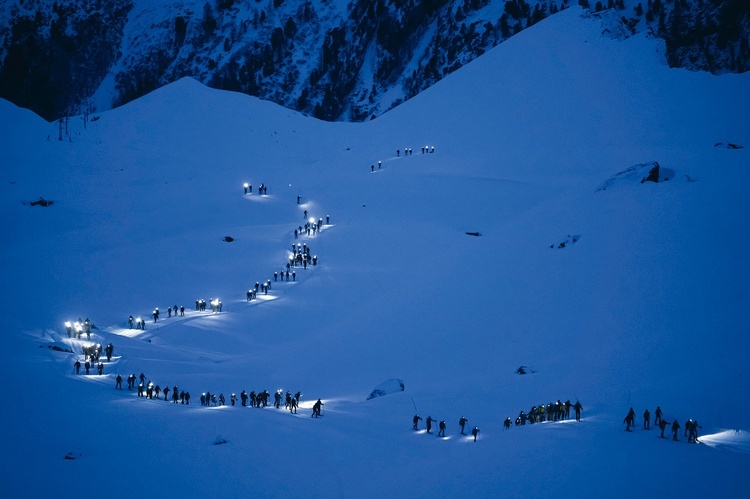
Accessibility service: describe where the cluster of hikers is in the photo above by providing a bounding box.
[295,212,328,238]
[243,182,268,195]
[73,342,115,376]
[247,206,329,302]
[119,373,192,404]
[511,399,583,427]
[64,318,95,339]
[413,414,480,441]
[624,406,702,443]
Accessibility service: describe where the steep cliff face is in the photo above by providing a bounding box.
[0,0,747,122]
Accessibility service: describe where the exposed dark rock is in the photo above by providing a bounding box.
[367,378,405,400]
[28,197,53,207]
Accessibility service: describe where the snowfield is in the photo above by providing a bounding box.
[1,7,749,498]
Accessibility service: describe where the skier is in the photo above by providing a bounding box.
[574,401,583,422]
[312,399,323,418]
[438,420,446,437]
[624,408,635,432]
[425,416,436,434]
[688,420,701,443]
[654,406,663,426]
[471,426,480,442]
[504,418,512,430]
[671,420,681,441]
[413,414,422,430]
[459,416,468,434]
[643,409,651,430]
[115,375,122,389]
[84,360,90,375]
[97,362,103,375]
[163,386,170,401]
[658,419,669,438]
[74,360,81,374]
[231,393,236,406]
[128,315,134,329]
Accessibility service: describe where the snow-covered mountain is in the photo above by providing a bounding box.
[1,6,749,497]
[1,0,748,122]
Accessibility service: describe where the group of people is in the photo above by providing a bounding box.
[128,315,147,330]
[74,358,103,375]
[73,342,115,375]
[65,318,95,339]
[242,182,268,195]
[394,145,435,157]
[513,399,583,427]
[413,414,480,441]
[123,373,192,405]
[296,215,327,238]
[624,406,702,443]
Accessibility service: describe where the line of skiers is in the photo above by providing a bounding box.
[124,374,192,405]
[413,414,480,442]
[514,400,583,427]
[624,406,702,443]
[394,145,435,158]
[114,373,319,417]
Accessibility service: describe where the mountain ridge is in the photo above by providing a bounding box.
[1,0,748,122]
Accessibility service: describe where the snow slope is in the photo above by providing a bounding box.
[1,7,749,498]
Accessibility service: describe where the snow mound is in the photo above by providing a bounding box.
[595,161,694,191]
[366,379,405,400]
